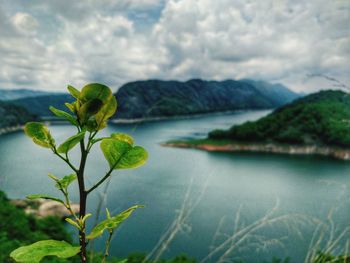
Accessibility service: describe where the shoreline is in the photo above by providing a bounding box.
[110,109,271,124]
[0,125,23,136]
[162,141,350,160]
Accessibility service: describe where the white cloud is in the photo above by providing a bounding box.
[0,0,348,92]
[11,12,39,34]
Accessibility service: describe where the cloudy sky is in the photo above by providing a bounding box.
[0,0,349,92]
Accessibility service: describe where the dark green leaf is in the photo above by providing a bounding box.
[10,240,80,263]
[87,205,143,239]
[24,122,55,148]
[49,106,78,126]
[79,83,112,104]
[100,138,132,168]
[27,194,64,204]
[57,131,85,154]
[78,99,103,124]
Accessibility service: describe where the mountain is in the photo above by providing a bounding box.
[240,79,302,106]
[114,79,300,119]
[7,79,300,119]
[0,101,37,129]
[9,94,74,117]
[0,89,56,101]
[209,90,350,147]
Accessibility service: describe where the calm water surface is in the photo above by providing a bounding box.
[1,110,350,262]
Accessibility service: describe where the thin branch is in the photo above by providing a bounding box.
[52,148,78,173]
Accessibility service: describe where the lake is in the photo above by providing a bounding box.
[1,110,350,262]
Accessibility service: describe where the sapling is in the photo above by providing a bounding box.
[10,83,148,263]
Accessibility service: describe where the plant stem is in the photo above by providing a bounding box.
[77,138,88,263]
[102,230,113,263]
[53,149,78,173]
[86,168,113,194]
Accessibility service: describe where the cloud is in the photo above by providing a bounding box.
[0,0,348,92]
[11,12,39,34]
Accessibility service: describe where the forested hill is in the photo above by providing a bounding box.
[6,79,300,120]
[209,90,350,147]
[9,94,73,117]
[0,101,37,129]
[114,79,300,119]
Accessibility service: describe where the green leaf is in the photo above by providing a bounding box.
[24,122,55,148]
[67,85,80,99]
[111,133,134,145]
[87,205,143,240]
[47,173,59,182]
[27,194,64,204]
[78,99,104,124]
[65,218,81,230]
[100,138,132,169]
[65,102,75,113]
[49,106,78,126]
[81,213,92,224]
[95,96,117,129]
[57,131,85,154]
[10,240,80,263]
[116,146,148,169]
[79,83,112,104]
[55,174,77,190]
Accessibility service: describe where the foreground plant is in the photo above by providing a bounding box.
[10,83,148,263]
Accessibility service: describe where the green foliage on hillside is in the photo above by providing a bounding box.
[0,191,71,262]
[209,90,350,147]
[0,102,37,129]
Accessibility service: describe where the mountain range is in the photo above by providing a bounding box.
[0,79,300,120]
[115,79,300,119]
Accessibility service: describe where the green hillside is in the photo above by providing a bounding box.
[0,101,37,129]
[209,90,350,147]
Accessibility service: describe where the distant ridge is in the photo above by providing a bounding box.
[5,79,301,120]
[0,89,59,101]
[114,79,301,119]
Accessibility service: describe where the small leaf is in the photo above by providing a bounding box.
[100,138,132,169]
[55,174,77,190]
[24,122,55,148]
[116,146,148,169]
[67,85,80,99]
[27,194,64,204]
[65,218,81,230]
[57,131,85,154]
[87,205,143,240]
[111,133,134,145]
[81,213,92,224]
[95,96,117,129]
[49,106,78,126]
[10,240,80,263]
[79,83,112,104]
[48,173,59,182]
[65,102,75,113]
[106,208,111,219]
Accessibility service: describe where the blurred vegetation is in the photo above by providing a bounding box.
[209,90,350,147]
[0,102,37,129]
[0,190,347,262]
[0,191,70,262]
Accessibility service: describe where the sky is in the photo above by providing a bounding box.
[0,0,349,92]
